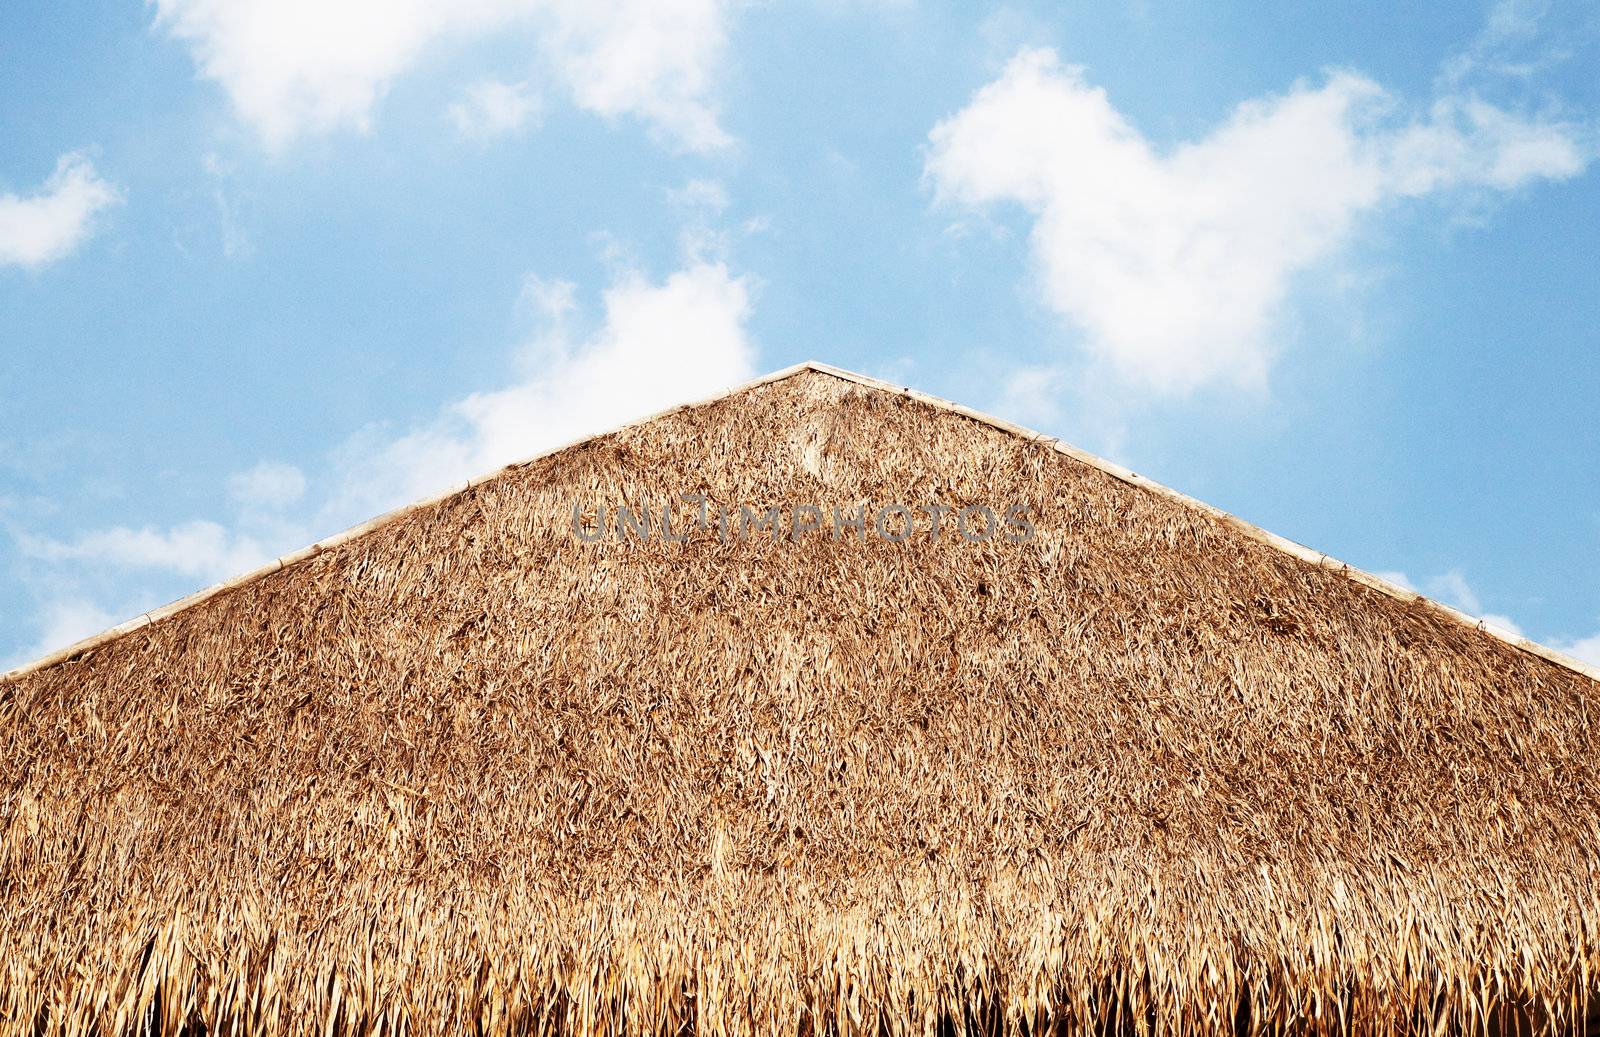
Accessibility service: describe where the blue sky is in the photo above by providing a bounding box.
[2,0,1597,668]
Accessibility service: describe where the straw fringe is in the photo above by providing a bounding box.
[1,367,1597,1034]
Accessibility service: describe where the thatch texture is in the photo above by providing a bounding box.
[2,365,1598,1036]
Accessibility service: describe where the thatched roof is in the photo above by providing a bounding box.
[2,362,1598,1036]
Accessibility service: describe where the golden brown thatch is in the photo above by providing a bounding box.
[2,362,1598,1037]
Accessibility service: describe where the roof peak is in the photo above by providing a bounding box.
[5,360,1596,685]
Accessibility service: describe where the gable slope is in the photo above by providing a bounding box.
[5,360,1594,686]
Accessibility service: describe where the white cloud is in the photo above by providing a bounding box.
[328,259,756,518]
[2,470,310,667]
[10,461,312,603]
[1375,567,1524,637]
[538,0,732,152]
[1430,568,1485,614]
[1387,96,1588,194]
[20,520,270,583]
[925,47,1593,394]
[227,461,307,511]
[1438,0,1555,88]
[1478,613,1525,637]
[667,178,731,213]
[151,0,733,151]
[0,153,121,269]
[518,274,579,325]
[1372,570,1417,592]
[1,597,120,671]
[997,365,1063,427]
[450,78,540,139]
[152,0,519,145]
[1552,630,1600,668]
[665,179,750,261]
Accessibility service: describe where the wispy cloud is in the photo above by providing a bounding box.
[996,365,1064,428]
[1439,0,1562,87]
[0,153,121,269]
[18,521,272,584]
[4,455,316,668]
[1552,629,1600,667]
[666,178,731,214]
[227,461,308,512]
[449,79,541,140]
[1,597,118,672]
[1374,567,1525,637]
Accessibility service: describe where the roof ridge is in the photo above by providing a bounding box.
[5,359,1596,686]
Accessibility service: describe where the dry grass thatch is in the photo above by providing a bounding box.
[2,363,1598,1036]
